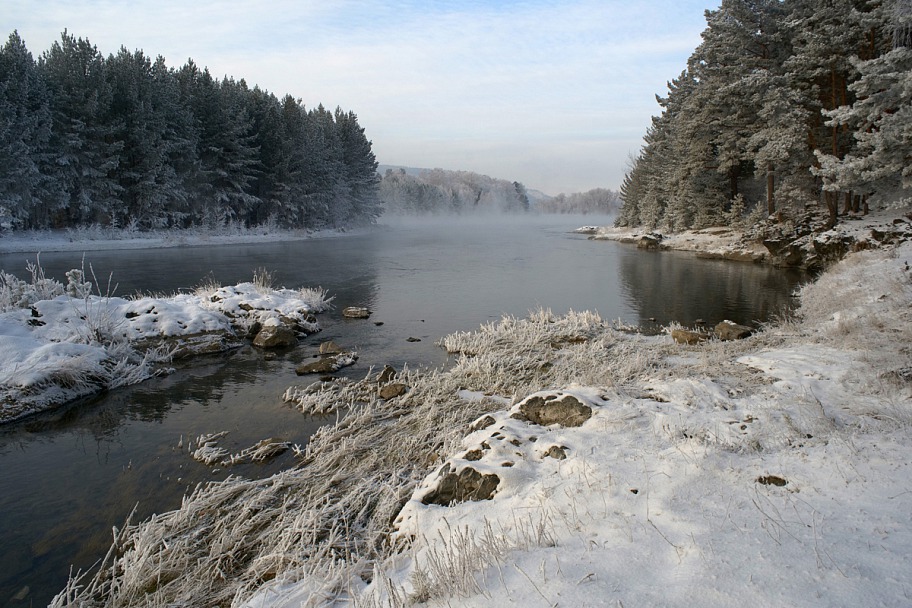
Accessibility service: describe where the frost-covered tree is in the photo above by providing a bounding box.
[379,168,530,215]
[0,31,59,228]
[816,1,912,208]
[0,30,382,231]
[41,31,124,225]
[616,0,904,231]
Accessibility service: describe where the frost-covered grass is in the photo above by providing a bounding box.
[52,241,912,608]
[0,264,332,423]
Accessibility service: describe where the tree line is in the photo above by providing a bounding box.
[536,188,620,215]
[0,30,381,232]
[617,0,912,231]
[379,167,530,214]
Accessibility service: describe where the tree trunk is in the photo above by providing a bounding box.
[824,191,838,228]
[766,164,775,217]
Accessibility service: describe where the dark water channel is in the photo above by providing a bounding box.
[0,216,806,606]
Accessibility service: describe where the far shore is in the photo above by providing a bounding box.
[0,225,371,255]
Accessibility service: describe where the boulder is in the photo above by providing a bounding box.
[544,445,568,460]
[252,324,298,349]
[376,365,397,384]
[295,353,358,375]
[714,320,754,341]
[421,464,500,505]
[379,382,408,399]
[318,340,344,355]
[514,393,592,427]
[671,328,710,345]
[637,233,663,250]
[342,306,371,319]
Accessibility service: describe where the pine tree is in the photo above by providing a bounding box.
[40,31,123,226]
[0,31,59,228]
[816,1,912,208]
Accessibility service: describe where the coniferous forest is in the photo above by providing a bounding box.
[617,0,912,231]
[0,31,381,232]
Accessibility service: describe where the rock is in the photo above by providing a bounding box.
[252,324,298,349]
[376,365,397,384]
[379,382,408,399]
[342,306,371,319]
[421,464,500,505]
[757,475,788,487]
[319,340,344,355]
[544,445,567,460]
[671,328,710,345]
[637,233,663,250]
[515,393,592,427]
[295,353,358,375]
[406,337,421,342]
[470,415,496,431]
[245,320,263,340]
[714,320,754,341]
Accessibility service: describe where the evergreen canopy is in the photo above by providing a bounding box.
[617,0,911,231]
[0,31,381,231]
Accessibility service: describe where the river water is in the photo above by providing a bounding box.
[0,216,805,606]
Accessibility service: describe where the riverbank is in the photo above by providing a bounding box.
[0,270,331,424]
[0,224,367,254]
[53,227,912,606]
[587,208,912,269]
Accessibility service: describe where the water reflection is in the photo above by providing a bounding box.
[617,249,806,327]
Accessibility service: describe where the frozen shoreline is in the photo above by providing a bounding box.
[0,225,370,254]
[49,218,912,607]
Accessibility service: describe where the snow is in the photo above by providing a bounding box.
[0,225,366,254]
[0,273,331,423]
[240,236,911,606]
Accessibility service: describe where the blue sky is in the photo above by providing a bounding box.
[4,0,717,195]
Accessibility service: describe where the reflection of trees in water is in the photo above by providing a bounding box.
[618,251,806,327]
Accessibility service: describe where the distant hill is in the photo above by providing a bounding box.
[378,166,532,215]
[376,165,617,215]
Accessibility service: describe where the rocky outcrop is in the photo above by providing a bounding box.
[379,382,408,399]
[714,320,754,341]
[420,463,500,506]
[512,393,592,427]
[295,353,358,375]
[252,324,297,349]
[637,233,663,250]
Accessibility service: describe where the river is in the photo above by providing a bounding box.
[0,215,805,606]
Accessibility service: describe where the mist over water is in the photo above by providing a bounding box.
[0,214,805,606]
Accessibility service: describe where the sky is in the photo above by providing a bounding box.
[3,0,717,196]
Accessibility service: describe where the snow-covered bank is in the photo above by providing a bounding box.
[54,236,912,606]
[589,208,912,269]
[0,224,368,254]
[0,267,331,423]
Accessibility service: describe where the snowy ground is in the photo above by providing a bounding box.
[0,267,331,423]
[587,207,912,264]
[0,224,363,254]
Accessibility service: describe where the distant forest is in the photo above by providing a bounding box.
[0,31,381,231]
[379,167,531,215]
[379,167,619,216]
[618,0,912,231]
